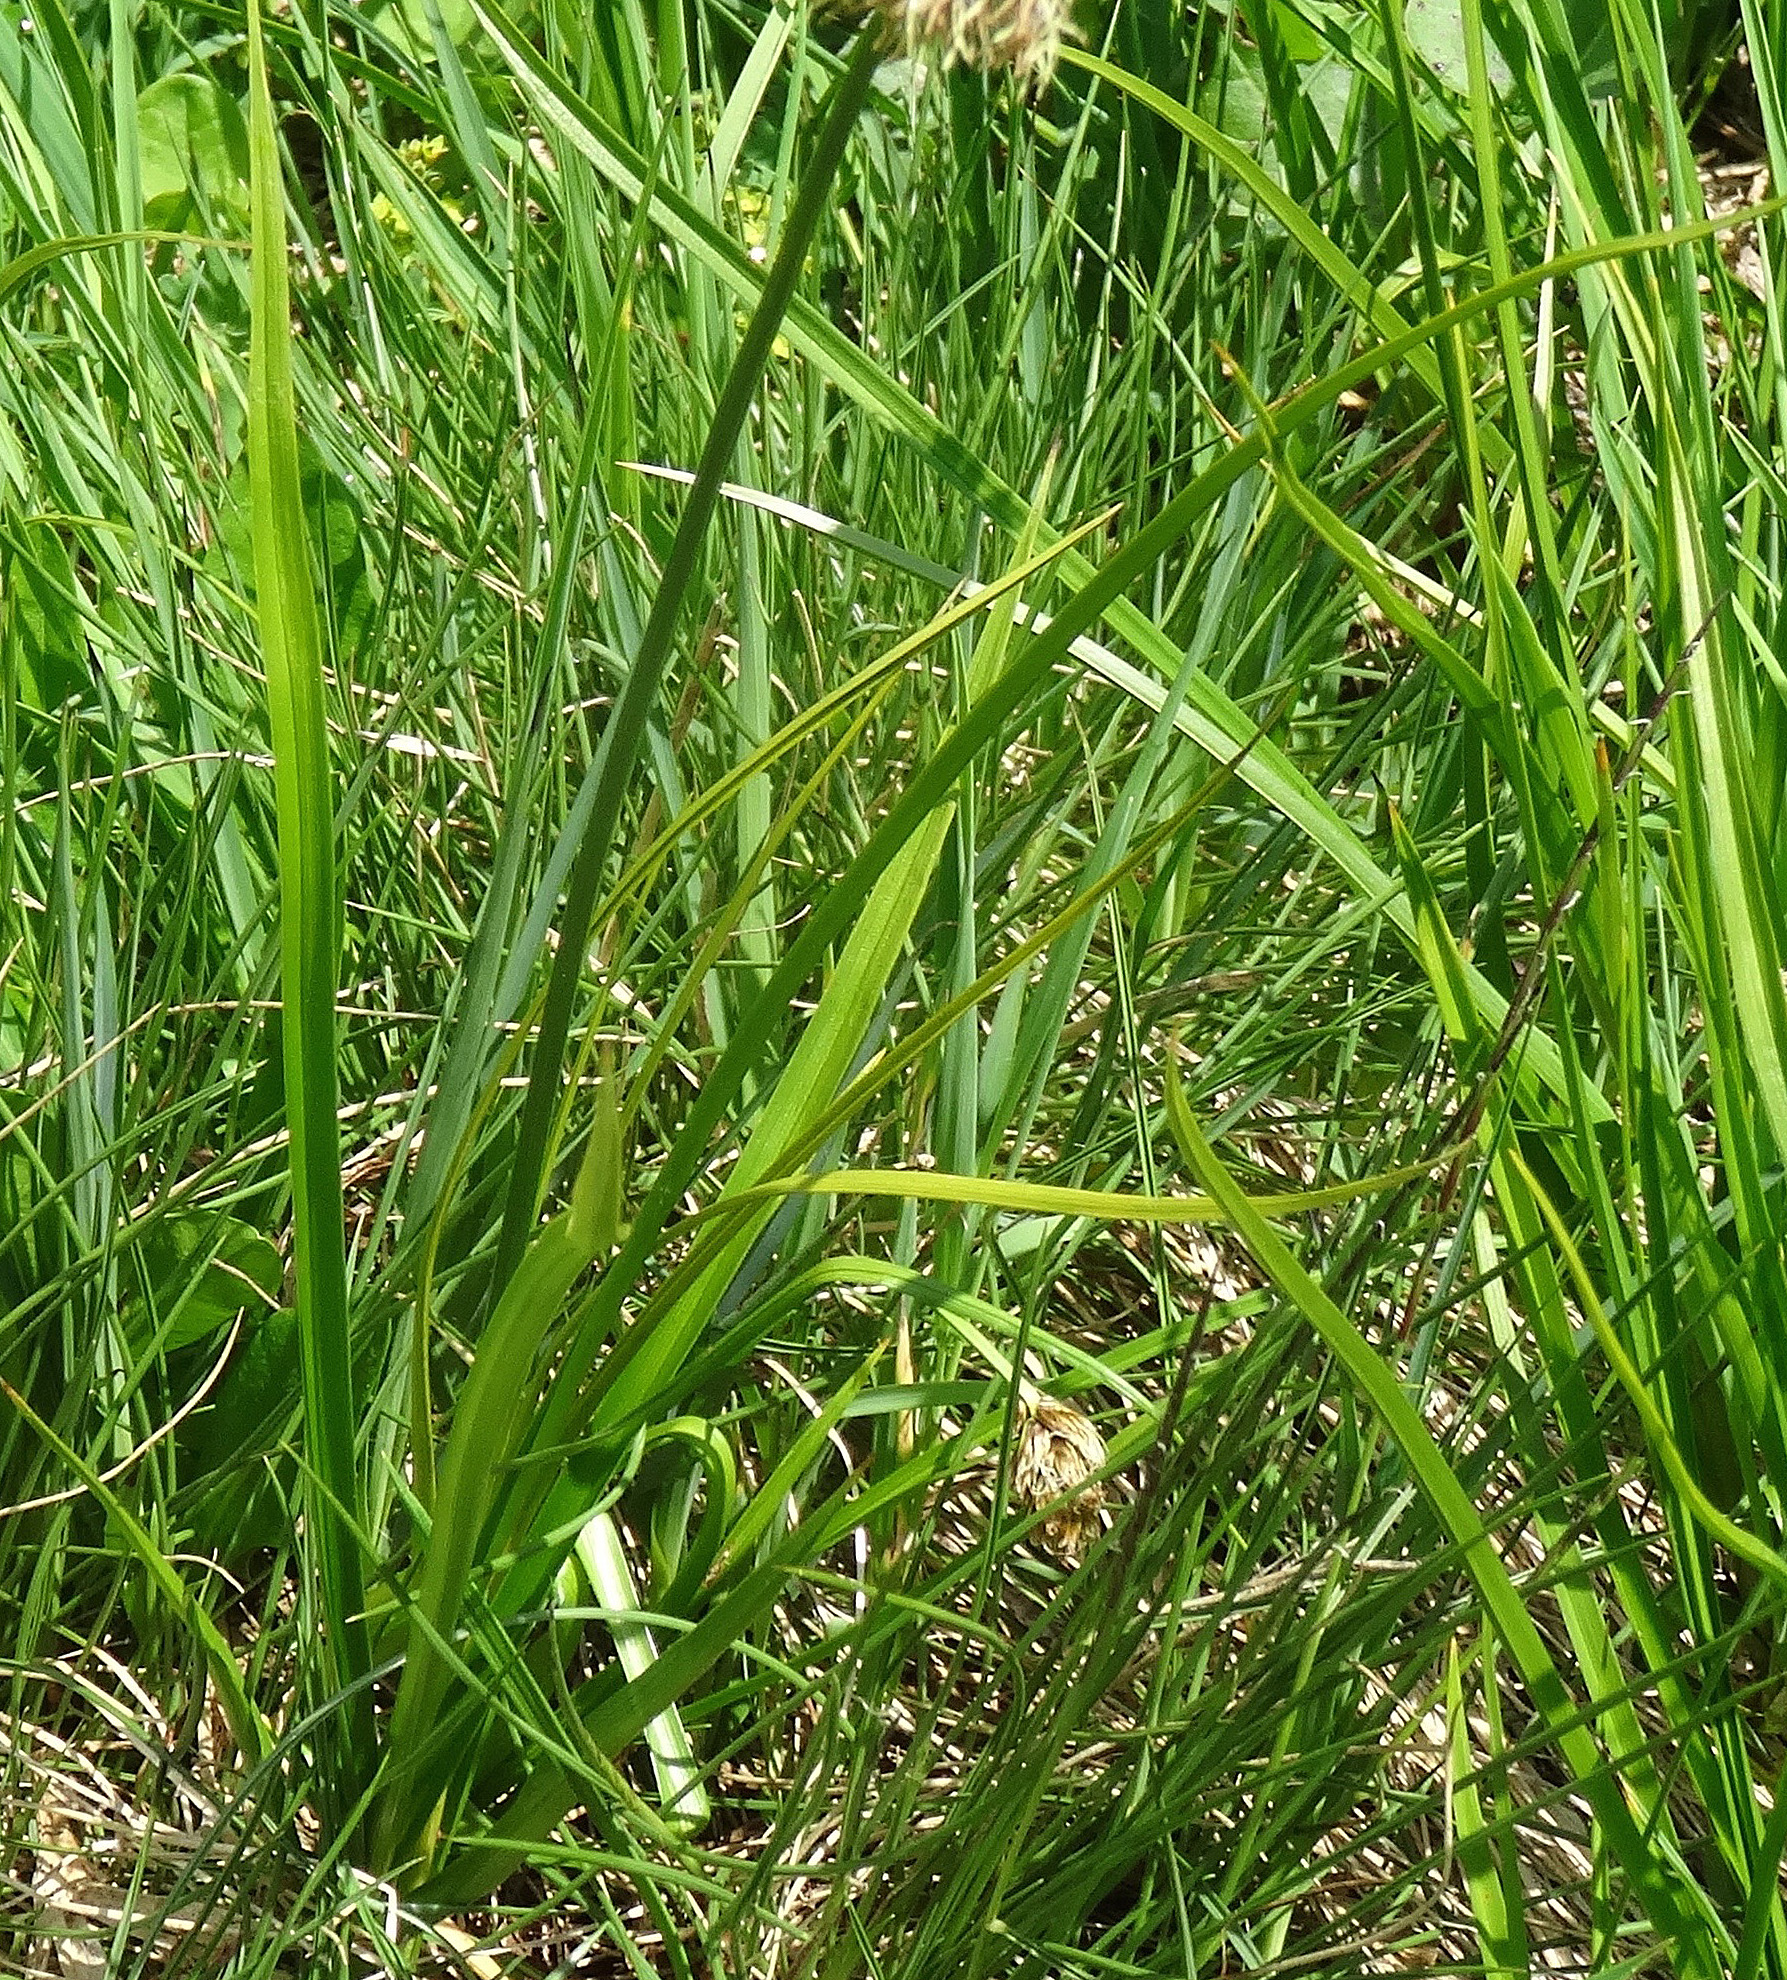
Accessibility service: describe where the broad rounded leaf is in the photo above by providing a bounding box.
[137,72,250,227]
[128,1213,283,1351]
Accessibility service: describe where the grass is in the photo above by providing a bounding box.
[5,0,1787,1972]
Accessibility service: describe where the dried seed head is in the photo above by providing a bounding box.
[1013,1398,1107,1562]
[889,0,1078,88]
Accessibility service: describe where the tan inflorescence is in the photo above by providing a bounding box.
[890,0,1077,87]
[1013,1397,1108,1562]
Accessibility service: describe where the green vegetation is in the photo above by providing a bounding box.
[4,0,1787,1971]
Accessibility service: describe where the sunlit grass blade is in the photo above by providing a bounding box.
[1447,1639,1529,1980]
[571,1508,709,1833]
[245,0,371,1800]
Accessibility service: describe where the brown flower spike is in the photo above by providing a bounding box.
[891,0,1077,87]
[1013,1398,1108,1562]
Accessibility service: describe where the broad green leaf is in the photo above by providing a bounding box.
[137,71,249,228]
[124,1212,282,1351]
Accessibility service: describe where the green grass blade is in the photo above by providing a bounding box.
[2,1378,271,1767]
[245,0,372,1798]
[1162,1064,1725,1975]
[488,27,883,1297]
